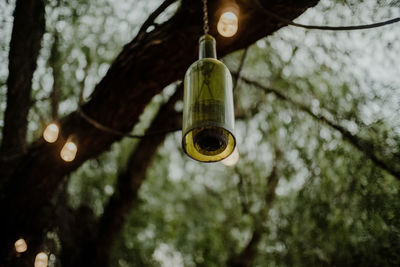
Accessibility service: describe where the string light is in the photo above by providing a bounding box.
[217,11,238,37]
[43,123,59,143]
[14,238,27,253]
[34,252,48,267]
[221,147,239,166]
[60,138,77,162]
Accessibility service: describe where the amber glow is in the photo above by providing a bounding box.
[43,123,59,143]
[217,12,238,37]
[34,252,48,267]
[221,147,239,166]
[14,238,27,253]
[60,140,77,162]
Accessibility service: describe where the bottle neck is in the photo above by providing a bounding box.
[199,34,217,59]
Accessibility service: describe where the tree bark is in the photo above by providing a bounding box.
[49,30,61,120]
[0,0,319,262]
[0,0,45,182]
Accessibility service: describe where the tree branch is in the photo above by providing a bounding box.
[235,166,250,214]
[0,0,45,181]
[49,29,61,120]
[233,47,249,91]
[238,76,400,179]
[135,0,178,41]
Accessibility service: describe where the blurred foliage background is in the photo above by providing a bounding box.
[1,0,400,266]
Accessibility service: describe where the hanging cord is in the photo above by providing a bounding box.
[76,66,180,138]
[202,0,209,34]
[1,107,180,161]
[77,107,180,139]
[256,0,400,31]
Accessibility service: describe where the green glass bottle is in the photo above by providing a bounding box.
[182,34,236,162]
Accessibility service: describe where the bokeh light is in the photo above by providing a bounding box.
[34,252,48,267]
[43,123,59,143]
[221,147,239,166]
[60,140,77,162]
[217,12,238,37]
[14,238,27,253]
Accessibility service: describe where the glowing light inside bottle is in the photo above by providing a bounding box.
[43,123,59,143]
[221,147,239,166]
[217,12,238,37]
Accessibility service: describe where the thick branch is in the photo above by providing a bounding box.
[49,30,61,119]
[86,86,182,267]
[0,0,45,180]
[136,0,178,41]
[239,76,400,179]
[0,0,319,258]
[57,201,98,267]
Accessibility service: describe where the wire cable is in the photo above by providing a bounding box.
[77,107,179,139]
[256,1,400,31]
[202,0,209,34]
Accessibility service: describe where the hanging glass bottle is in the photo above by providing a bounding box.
[182,34,236,162]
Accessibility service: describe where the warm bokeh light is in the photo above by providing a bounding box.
[60,140,77,162]
[43,123,59,143]
[217,11,238,37]
[34,252,48,267]
[221,147,239,166]
[14,238,27,253]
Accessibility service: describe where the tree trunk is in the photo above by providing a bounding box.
[0,0,45,182]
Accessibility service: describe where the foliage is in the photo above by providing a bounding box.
[1,0,399,266]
